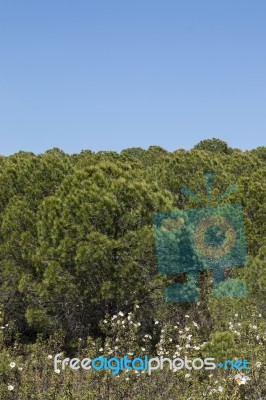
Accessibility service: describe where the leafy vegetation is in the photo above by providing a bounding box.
[0,139,265,399]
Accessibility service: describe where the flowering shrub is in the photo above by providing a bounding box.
[1,301,265,399]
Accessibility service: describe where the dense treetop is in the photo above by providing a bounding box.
[0,138,265,344]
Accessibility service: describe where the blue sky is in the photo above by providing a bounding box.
[0,1,265,155]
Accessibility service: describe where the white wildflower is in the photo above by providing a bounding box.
[234,373,251,385]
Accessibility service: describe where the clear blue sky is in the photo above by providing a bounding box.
[0,1,265,155]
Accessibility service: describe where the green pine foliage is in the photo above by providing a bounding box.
[0,138,265,399]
